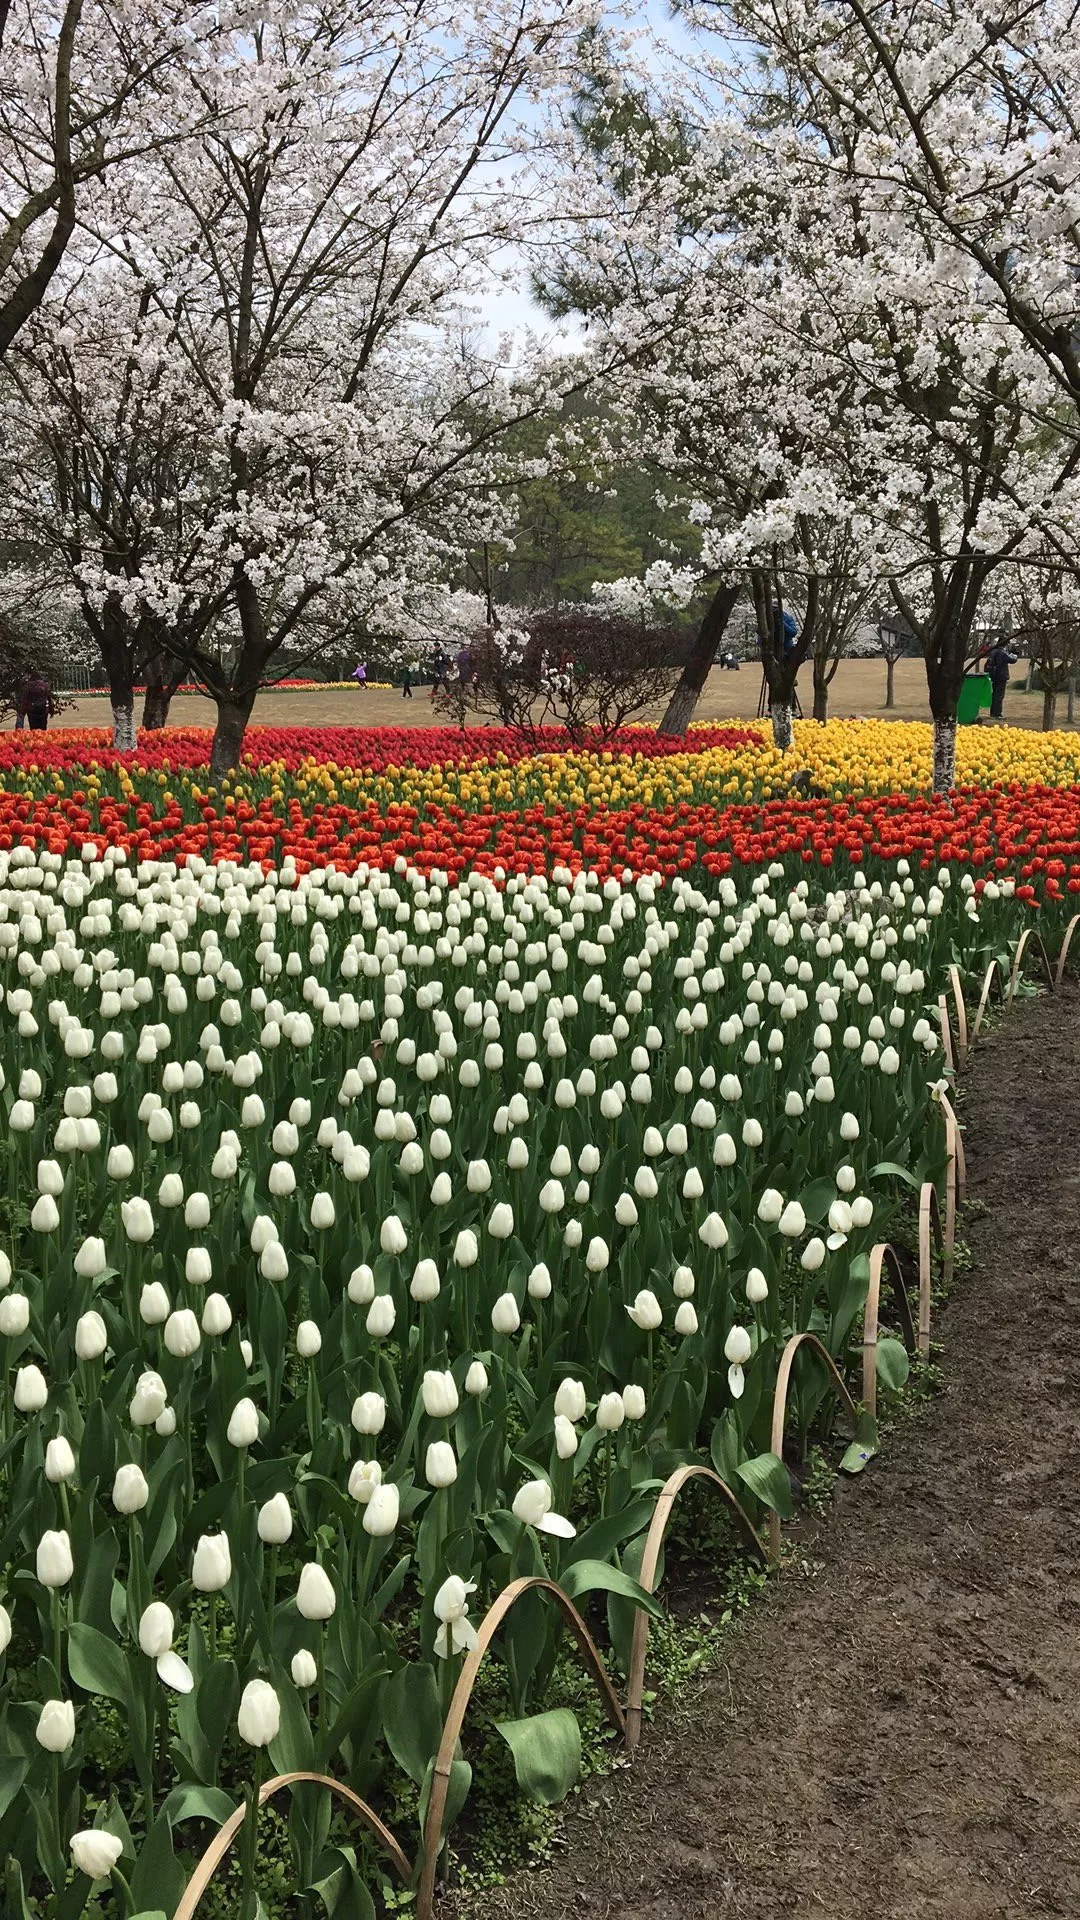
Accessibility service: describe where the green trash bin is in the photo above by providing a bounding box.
[957,673,992,724]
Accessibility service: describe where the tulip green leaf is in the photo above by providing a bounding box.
[559,1559,663,1615]
[418,1755,473,1849]
[568,1497,654,1567]
[75,1527,119,1636]
[268,1666,315,1774]
[130,1812,186,1916]
[159,1784,237,1826]
[495,1708,581,1806]
[382,1662,442,1787]
[874,1337,911,1393]
[0,1758,27,1824]
[798,1176,840,1225]
[735,1451,794,1519]
[840,1412,879,1475]
[869,1161,920,1188]
[308,1845,377,1920]
[66,1622,130,1705]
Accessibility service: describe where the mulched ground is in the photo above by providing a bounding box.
[459,984,1080,1920]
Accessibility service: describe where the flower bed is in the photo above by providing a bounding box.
[0,813,1072,1915]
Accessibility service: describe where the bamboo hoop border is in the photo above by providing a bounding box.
[181,913,1079,1920]
[172,1771,412,1920]
[417,1576,625,1920]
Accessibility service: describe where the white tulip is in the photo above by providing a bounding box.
[184,1192,211,1230]
[366,1294,396,1338]
[297,1563,336,1620]
[491,1292,521,1335]
[201,1294,233,1336]
[107,1144,134,1179]
[14,1364,47,1411]
[347,1264,375,1305]
[348,1458,383,1504]
[120,1198,154,1244]
[75,1310,107,1361]
[433,1575,480,1658]
[69,1830,123,1880]
[623,1384,647,1421]
[596,1391,625,1432]
[30,1195,59,1233]
[45,1436,76,1483]
[422,1370,459,1419]
[296,1321,322,1358]
[310,1192,335,1231]
[512,1478,575,1537]
[626,1289,662,1331]
[291,1649,318,1688]
[674,1301,699,1336]
[226,1398,259,1448]
[778,1201,806,1238]
[164,1309,201,1358]
[757,1188,783,1224]
[850,1196,874,1228]
[192,1532,232,1592]
[112,1464,149,1514]
[453,1228,478,1268]
[351,1391,387,1435]
[379,1214,407,1256]
[0,1293,29,1336]
[487,1201,514,1239]
[724,1326,752,1367]
[237,1678,280,1747]
[363,1483,400,1536]
[585,1236,610,1272]
[745,1268,769,1304]
[36,1527,74,1588]
[840,1112,860,1142]
[465,1360,489,1396]
[186,1247,213,1286]
[260,1241,289,1283]
[36,1698,75,1752]
[800,1237,826,1272]
[258,1493,293,1544]
[130,1370,167,1426]
[425,1440,458,1487]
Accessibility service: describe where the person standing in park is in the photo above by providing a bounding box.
[16,671,53,731]
[401,660,415,699]
[430,647,449,700]
[984,641,1018,720]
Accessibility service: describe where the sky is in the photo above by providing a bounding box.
[474,0,702,344]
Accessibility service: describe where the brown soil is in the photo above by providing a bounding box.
[460,985,1080,1920]
[52,659,1077,733]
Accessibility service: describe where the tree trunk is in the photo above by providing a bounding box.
[111,701,136,752]
[657,583,739,736]
[932,714,956,793]
[885,657,896,709]
[811,673,828,722]
[770,701,794,751]
[1069,675,1076,725]
[209,695,255,780]
[142,683,172,729]
[1042,687,1057,731]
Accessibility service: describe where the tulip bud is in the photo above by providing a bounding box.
[836,1164,856,1194]
[30,1195,59,1233]
[260,1240,289,1283]
[674,1301,699,1336]
[120,1198,154,1244]
[69,1830,123,1881]
[201,1293,233,1337]
[139,1282,170,1326]
[164,1309,201,1358]
[850,1196,874,1228]
[512,1477,575,1537]
[138,1601,174,1659]
[379,1214,408,1255]
[840,1112,860,1141]
[745,1268,769,1304]
[596,1391,625,1432]
[291,1649,318,1688]
[347,1264,375,1305]
[237,1677,280,1747]
[553,1378,586,1422]
[623,1384,647,1421]
[351,1391,387,1435]
[296,1320,322,1358]
[778,1201,806,1238]
[0,1293,29,1337]
[73,1238,107,1282]
[130,1369,167,1426]
[425,1440,458,1488]
[362,1482,400,1537]
[491,1292,521,1336]
[348,1458,383,1504]
[36,1698,75,1753]
[756,1188,783,1224]
[410,1259,440,1304]
[226,1397,259,1448]
[185,1192,211,1230]
[75,1310,107,1361]
[366,1293,396,1338]
[258,1493,293,1544]
[297,1563,336,1620]
[554,1413,578,1459]
[453,1228,478,1268]
[800,1237,826,1271]
[310,1191,335,1231]
[112,1463,149,1514]
[36,1528,74,1588]
[585,1236,610,1273]
[0,1603,10,1654]
[698,1212,729,1250]
[422,1369,459,1419]
[626,1289,662,1331]
[192,1532,232,1592]
[724,1325,752,1367]
[45,1436,76,1484]
[14,1364,47,1412]
[673,1264,695,1299]
[465,1360,489,1397]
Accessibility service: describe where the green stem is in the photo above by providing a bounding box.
[239,1747,265,1920]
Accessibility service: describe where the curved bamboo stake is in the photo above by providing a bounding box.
[937,993,956,1074]
[917,1180,945,1340]
[174,1772,411,1920]
[971,957,1004,1043]
[937,1090,966,1208]
[1054,912,1080,987]
[946,964,969,1067]
[418,1577,625,1920]
[767,1333,863,1564]
[625,1464,767,1750]
[1008,925,1054,1001]
[861,1243,918,1420]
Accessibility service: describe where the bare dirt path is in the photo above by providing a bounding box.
[466,985,1080,1920]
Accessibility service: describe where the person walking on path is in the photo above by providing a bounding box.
[16,671,52,731]
[401,660,416,699]
[430,648,449,699]
[984,640,1018,720]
